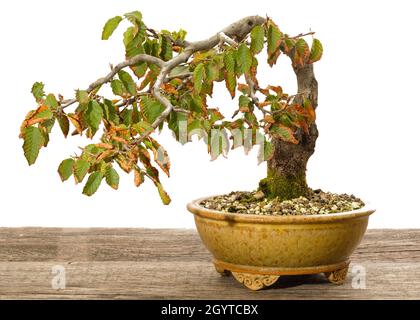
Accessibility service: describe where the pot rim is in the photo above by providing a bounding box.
[187,195,375,224]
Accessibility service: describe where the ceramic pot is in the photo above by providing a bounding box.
[187,196,375,290]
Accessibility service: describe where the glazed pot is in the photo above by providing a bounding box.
[187,196,375,290]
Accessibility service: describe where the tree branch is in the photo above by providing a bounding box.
[87,54,165,92]
[218,32,238,47]
[287,31,315,40]
[165,72,193,82]
[189,16,266,52]
[146,27,191,48]
[62,54,165,109]
[245,76,272,115]
[129,15,267,145]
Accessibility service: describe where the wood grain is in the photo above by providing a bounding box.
[0,228,419,299]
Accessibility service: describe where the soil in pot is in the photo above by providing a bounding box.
[200,189,365,216]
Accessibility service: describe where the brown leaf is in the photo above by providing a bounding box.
[96,143,114,150]
[161,83,178,95]
[134,168,144,187]
[149,138,171,177]
[112,136,128,144]
[237,83,250,94]
[139,70,157,90]
[68,113,83,135]
[96,150,116,161]
[116,155,133,173]
[257,101,271,107]
[267,85,283,95]
[268,48,281,67]
[264,115,275,123]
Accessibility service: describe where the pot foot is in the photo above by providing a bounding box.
[324,264,349,285]
[231,272,279,291]
[214,264,230,276]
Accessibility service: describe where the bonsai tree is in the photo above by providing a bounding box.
[19,11,322,204]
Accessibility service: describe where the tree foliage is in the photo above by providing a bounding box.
[19,12,323,203]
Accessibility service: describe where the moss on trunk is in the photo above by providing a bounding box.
[259,169,309,200]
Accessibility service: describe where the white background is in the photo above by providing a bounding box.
[0,0,419,228]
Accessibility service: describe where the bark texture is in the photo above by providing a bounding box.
[260,63,319,199]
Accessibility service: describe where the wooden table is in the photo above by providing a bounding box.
[0,228,419,299]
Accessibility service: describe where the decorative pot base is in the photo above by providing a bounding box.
[213,259,350,290]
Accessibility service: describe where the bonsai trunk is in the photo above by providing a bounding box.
[260,63,319,199]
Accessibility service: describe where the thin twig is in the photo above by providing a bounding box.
[62,54,165,109]
[286,31,315,40]
[165,72,193,82]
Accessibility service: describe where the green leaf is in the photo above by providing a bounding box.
[168,65,189,79]
[156,182,171,205]
[132,121,154,135]
[267,23,282,55]
[111,79,126,97]
[83,144,102,155]
[270,125,298,144]
[101,16,123,40]
[124,11,142,25]
[159,35,173,61]
[283,38,296,54]
[32,107,53,122]
[45,94,58,109]
[118,70,137,96]
[193,63,204,95]
[76,90,89,105]
[131,62,148,79]
[125,31,145,57]
[239,95,251,108]
[223,51,236,98]
[31,82,45,102]
[123,26,136,46]
[74,159,90,183]
[187,119,205,140]
[85,100,103,131]
[250,25,265,55]
[257,139,274,164]
[43,117,55,132]
[39,124,50,147]
[205,62,221,82]
[132,102,140,123]
[181,94,202,114]
[309,38,323,63]
[58,158,74,181]
[236,43,252,75]
[57,114,70,137]
[82,172,103,196]
[22,126,43,165]
[141,96,165,123]
[175,29,187,40]
[224,73,236,99]
[168,111,188,141]
[105,166,119,190]
[121,108,133,126]
[223,51,236,73]
[266,23,282,67]
[295,38,309,56]
[102,99,120,124]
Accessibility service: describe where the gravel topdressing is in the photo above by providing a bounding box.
[200,189,365,216]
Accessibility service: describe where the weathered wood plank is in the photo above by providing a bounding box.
[0,228,419,299]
